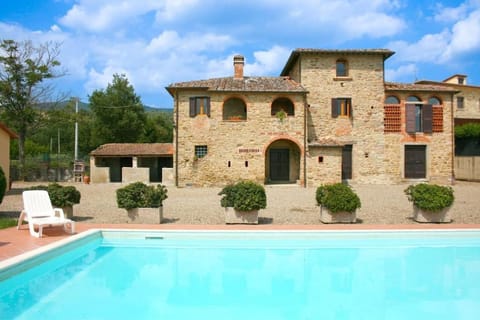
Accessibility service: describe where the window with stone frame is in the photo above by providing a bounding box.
[194,145,208,159]
[336,59,348,77]
[189,97,211,117]
[331,98,352,118]
[406,103,433,134]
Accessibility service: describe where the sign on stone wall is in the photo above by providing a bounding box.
[238,148,261,154]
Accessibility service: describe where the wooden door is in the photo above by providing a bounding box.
[270,149,289,181]
[405,145,426,178]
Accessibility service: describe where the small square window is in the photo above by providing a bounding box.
[195,145,208,158]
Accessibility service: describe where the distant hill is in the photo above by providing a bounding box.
[35,101,172,113]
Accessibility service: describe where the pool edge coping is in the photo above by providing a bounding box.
[3,227,480,275]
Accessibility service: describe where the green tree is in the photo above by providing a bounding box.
[142,112,174,143]
[90,74,147,146]
[0,40,63,177]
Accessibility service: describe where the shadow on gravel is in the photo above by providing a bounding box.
[162,218,180,224]
[72,216,93,221]
[258,217,273,224]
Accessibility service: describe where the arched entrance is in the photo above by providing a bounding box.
[265,139,301,184]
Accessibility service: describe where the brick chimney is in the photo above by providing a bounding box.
[233,55,244,79]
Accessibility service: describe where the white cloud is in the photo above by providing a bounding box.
[154,0,200,22]
[390,7,480,64]
[268,0,406,40]
[59,0,200,33]
[441,9,480,61]
[434,2,470,23]
[147,30,233,54]
[385,63,418,82]
[247,46,291,76]
[388,30,451,62]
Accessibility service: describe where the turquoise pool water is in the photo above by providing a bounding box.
[1,230,480,320]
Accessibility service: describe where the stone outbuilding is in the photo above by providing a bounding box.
[90,143,173,184]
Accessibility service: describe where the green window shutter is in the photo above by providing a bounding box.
[406,104,416,133]
[423,104,433,133]
[189,98,196,117]
[331,99,339,118]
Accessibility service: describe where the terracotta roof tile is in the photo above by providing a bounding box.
[166,76,307,95]
[90,143,173,156]
[385,82,459,92]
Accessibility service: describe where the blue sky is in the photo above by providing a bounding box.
[1,0,479,108]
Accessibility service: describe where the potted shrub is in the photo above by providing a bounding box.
[316,183,361,223]
[404,183,454,223]
[29,183,81,218]
[218,180,267,224]
[116,182,168,223]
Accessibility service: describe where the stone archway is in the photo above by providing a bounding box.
[265,139,301,184]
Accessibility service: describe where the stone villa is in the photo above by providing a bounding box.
[166,49,458,187]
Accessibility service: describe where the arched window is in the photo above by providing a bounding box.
[223,97,247,120]
[406,96,421,102]
[336,59,348,77]
[428,97,442,105]
[271,97,294,116]
[385,95,400,104]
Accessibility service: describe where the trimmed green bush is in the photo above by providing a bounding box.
[0,166,6,204]
[404,183,454,212]
[219,181,267,211]
[29,183,81,207]
[116,182,168,210]
[316,183,361,213]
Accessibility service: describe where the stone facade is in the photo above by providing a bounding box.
[172,90,306,186]
[167,49,456,187]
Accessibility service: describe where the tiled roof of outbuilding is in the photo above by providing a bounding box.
[385,82,459,92]
[166,76,307,96]
[90,143,173,156]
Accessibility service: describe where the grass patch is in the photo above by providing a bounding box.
[0,217,17,229]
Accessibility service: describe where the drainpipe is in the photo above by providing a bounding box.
[450,93,455,185]
[303,93,308,188]
[174,91,179,187]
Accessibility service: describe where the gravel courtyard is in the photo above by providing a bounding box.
[1,181,479,225]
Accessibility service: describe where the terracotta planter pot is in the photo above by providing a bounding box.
[126,207,163,224]
[413,206,452,223]
[224,207,258,224]
[320,206,356,224]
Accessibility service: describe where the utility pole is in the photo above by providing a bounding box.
[74,98,79,161]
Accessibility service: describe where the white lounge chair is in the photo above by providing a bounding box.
[17,190,76,238]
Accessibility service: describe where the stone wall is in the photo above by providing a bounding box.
[175,90,306,186]
[297,53,388,184]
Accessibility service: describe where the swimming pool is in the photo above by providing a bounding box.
[1,229,480,320]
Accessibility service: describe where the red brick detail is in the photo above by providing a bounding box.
[432,106,443,132]
[384,104,401,133]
